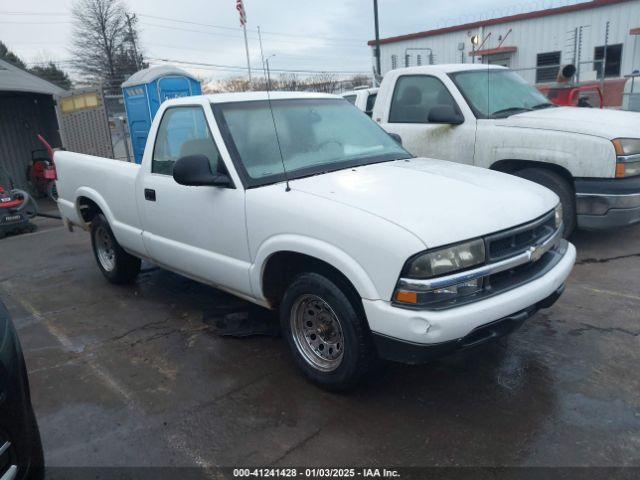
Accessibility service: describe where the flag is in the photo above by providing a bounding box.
[236,0,247,26]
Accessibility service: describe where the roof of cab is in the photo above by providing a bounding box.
[210,91,339,103]
[162,91,340,106]
[390,64,508,75]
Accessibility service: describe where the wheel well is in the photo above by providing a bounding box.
[77,196,103,223]
[490,160,574,186]
[262,251,362,310]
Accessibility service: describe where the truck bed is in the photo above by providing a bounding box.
[55,152,145,256]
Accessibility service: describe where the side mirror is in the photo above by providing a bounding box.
[428,105,464,125]
[173,154,234,188]
[388,132,403,145]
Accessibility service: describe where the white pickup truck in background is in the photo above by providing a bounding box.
[55,92,575,390]
[372,64,640,236]
[342,87,378,117]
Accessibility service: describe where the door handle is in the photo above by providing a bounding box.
[144,188,156,201]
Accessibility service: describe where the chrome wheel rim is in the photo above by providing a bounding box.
[290,294,344,372]
[95,225,116,272]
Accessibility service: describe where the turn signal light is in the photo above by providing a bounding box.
[395,291,418,304]
[616,163,626,178]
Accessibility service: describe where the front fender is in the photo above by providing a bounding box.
[250,234,380,302]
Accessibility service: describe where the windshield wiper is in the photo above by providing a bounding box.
[490,107,532,118]
[531,102,556,110]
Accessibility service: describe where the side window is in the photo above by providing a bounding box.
[389,75,459,124]
[365,93,377,115]
[343,95,357,104]
[152,106,222,175]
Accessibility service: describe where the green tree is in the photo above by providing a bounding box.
[0,41,26,69]
[30,62,73,90]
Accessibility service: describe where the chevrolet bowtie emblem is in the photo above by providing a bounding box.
[530,244,545,262]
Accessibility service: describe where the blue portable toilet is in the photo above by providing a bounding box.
[122,66,202,164]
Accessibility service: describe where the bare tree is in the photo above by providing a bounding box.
[70,0,142,92]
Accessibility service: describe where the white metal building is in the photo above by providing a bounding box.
[369,0,640,106]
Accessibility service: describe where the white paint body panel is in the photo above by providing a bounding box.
[55,92,574,347]
[374,65,640,179]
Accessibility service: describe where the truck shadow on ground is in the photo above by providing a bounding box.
[133,265,558,450]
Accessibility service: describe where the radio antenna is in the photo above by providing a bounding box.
[264,55,291,192]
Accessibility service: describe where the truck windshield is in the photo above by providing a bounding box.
[213,98,409,187]
[449,69,554,119]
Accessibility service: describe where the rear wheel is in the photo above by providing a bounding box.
[280,272,377,391]
[514,167,576,237]
[90,214,140,284]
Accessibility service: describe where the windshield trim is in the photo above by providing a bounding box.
[211,98,412,189]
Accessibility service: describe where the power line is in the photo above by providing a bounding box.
[0,10,367,44]
[148,57,369,75]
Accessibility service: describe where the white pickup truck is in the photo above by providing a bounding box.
[342,87,378,117]
[371,64,640,235]
[55,92,575,390]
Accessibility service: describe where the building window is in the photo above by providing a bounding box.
[417,54,422,66]
[594,43,622,78]
[404,54,410,67]
[391,55,397,69]
[536,51,561,83]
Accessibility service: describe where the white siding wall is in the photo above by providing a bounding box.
[375,0,640,83]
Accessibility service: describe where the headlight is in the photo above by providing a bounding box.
[612,138,640,156]
[554,203,563,229]
[612,138,640,178]
[403,238,485,279]
[394,239,485,306]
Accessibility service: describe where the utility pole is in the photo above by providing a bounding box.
[125,13,141,70]
[373,0,381,78]
[601,21,610,92]
[258,26,266,84]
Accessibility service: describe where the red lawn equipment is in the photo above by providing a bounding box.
[546,84,604,108]
[0,168,38,239]
[27,135,58,200]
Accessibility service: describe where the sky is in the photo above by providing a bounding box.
[0,0,589,83]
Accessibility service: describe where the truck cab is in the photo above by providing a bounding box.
[373,64,640,235]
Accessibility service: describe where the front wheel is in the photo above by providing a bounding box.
[514,168,576,237]
[279,272,377,391]
[90,214,140,284]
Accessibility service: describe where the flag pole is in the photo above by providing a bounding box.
[243,23,252,83]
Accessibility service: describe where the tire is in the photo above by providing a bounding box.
[25,409,45,480]
[514,167,576,237]
[279,272,377,391]
[90,214,140,284]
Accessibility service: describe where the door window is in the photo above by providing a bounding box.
[389,75,459,124]
[152,106,221,175]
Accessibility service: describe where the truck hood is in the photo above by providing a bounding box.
[500,106,640,139]
[290,158,557,248]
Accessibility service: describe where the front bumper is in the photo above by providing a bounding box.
[575,176,640,229]
[373,285,564,364]
[363,241,575,353]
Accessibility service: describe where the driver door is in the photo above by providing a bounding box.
[380,75,476,163]
[138,105,251,297]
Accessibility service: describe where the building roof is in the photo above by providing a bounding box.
[121,65,198,87]
[368,0,634,46]
[0,58,67,96]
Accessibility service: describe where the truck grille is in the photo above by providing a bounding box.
[485,210,556,262]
